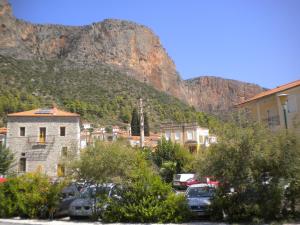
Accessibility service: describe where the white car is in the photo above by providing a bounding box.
[173,173,195,190]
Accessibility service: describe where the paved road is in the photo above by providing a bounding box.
[0,218,227,225]
[1,218,300,225]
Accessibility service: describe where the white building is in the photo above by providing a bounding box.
[160,122,217,153]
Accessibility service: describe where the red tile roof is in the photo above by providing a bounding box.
[238,80,300,106]
[0,127,7,134]
[7,107,79,117]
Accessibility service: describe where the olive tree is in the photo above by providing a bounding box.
[197,122,300,222]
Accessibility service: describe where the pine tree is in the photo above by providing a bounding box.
[144,112,150,136]
[131,108,140,136]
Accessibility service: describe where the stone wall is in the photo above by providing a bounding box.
[6,116,80,177]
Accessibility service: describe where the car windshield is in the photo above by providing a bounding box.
[80,186,111,198]
[187,186,215,198]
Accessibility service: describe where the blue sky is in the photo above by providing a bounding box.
[9,0,300,88]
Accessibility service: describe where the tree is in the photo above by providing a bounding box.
[0,145,14,176]
[197,122,300,222]
[130,108,140,136]
[71,141,139,184]
[152,138,193,183]
[144,112,150,136]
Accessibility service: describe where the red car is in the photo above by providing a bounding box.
[186,176,219,187]
[0,177,7,183]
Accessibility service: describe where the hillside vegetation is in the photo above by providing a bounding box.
[0,55,220,130]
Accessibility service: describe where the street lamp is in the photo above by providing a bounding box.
[278,93,289,129]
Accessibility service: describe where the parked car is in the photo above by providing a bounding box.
[0,177,7,183]
[185,183,216,216]
[68,183,120,219]
[54,182,82,218]
[186,176,219,187]
[173,173,195,190]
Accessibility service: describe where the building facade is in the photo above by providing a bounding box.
[237,80,300,135]
[160,122,214,153]
[6,107,80,177]
[0,127,7,146]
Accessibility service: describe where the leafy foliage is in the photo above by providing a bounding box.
[196,122,300,222]
[130,108,140,136]
[71,141,191,222]
[0,55,220,130]
[0,145,14,176]
[71,141,139,184]
[0,173,65,219]
[151,138,193,183]
[144,112,150,136]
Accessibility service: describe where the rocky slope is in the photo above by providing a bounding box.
[184,76,266,112]
[0,0,265,114]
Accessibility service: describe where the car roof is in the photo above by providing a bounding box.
[188,183,213,188]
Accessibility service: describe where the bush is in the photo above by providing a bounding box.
[102,167,191,223]
[152,138,193,183]
[198,122,300,222]
[72,141,191,222]
[0,173,65,219]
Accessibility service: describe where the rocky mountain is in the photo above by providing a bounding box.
[184,76,266,113]
[0,0,265,114]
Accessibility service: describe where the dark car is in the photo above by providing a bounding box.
[186,184,216,216]
[68,183,120,219]
[54,183,82,218]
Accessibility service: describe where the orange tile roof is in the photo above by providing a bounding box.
[0,127,7,134]
[7,107,79,117]
[237,80,300,106]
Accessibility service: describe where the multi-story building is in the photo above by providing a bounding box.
[160,122,215,153]
[6,107,80,177]
[237,80,300,135]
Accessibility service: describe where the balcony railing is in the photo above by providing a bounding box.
[27,135,55,145]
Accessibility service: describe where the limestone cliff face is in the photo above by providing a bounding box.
[0,0,186,101]
[185,76,265,113]
[0,0,264,114]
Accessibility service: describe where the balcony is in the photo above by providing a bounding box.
[27,135,55,145]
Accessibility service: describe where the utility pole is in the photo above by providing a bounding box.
[139,98,144,148]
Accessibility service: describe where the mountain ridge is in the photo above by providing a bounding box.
[0,0,265,114]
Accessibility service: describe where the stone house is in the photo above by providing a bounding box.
[160,122,216,153]
[6,107,80,177]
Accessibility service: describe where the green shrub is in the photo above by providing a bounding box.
[0,173,65,219]
[102,173,191,223]
[198,122,300,222]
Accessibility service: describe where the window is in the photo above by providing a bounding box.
[20,127,25,136]
[165,131,171,141]
[19,158,26,172]
[60,127,66,136]
[187,130,193,140]
[61,147,68,157]
[57,164,65,177]
[39,127,46,143]
[175,131,180,141]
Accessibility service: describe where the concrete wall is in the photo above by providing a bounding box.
[241,86,300,135]
[6,116,80,177]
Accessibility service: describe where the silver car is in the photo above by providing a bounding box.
[68,183,119,219]
[185,183,215,216]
